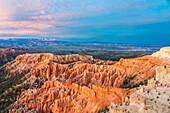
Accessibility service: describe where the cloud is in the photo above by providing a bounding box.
[0,29,63,36]
[2,0,164,22]
[0,29,46,35]
[0,37,27,39]
[0,0,170,40]
[0,21,52,30]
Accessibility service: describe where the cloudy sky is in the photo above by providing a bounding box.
[0,0,170,45]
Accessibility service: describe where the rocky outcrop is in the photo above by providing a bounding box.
[2,47,169,113]
[0,48,21,65]
[9,79,129,113]
[109,66,170,113]
[156,65,170,84]
[152,46,170,64]
[0,48,17,56]
[114,56,165,87]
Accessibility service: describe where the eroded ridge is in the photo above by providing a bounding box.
[0,48,168,113]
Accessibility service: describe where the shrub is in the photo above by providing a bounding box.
[98,105,109,113]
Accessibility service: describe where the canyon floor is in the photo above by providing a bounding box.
[0,47,169,113]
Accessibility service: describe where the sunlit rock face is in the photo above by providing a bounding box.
[109,69,170,113]
[152,46,170,64]
[3,47,169,113]
[109,47,170,113]
[153,46,170,84]
[156,66,170,84]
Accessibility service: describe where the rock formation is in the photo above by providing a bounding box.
[109,48,170,113]
[156,65,170,84]
[0,47,169,113]
[109,66,170,113]
[152,46,170,64]
[0,48,21,65]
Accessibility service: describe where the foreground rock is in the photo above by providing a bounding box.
[109,65,170,113]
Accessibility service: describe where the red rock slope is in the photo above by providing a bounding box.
[0,50,166,113]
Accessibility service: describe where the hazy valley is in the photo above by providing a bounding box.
[0,39,164,61]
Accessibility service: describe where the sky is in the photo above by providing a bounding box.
[0,0,170,45]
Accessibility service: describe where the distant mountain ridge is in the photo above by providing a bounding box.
[0,38,165,61]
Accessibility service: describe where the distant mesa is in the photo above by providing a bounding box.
[39,39,58,41]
